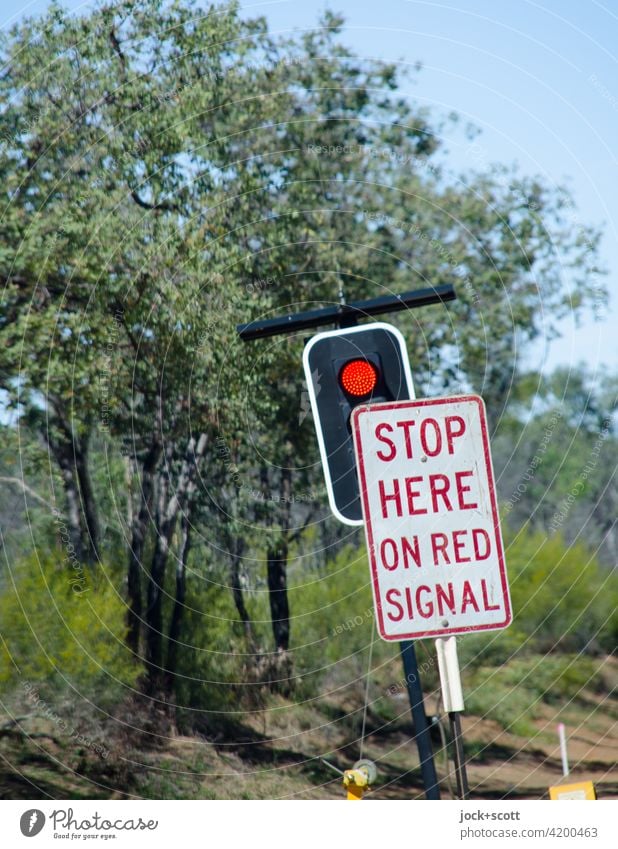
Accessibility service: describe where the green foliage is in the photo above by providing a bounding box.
[507,528,617,653]
[172,567,252,720]
[0,423,58,564]
[495,366,618,566]
[0,551,138,702]
[288,531,616,732]
[286,546,399,698]
[464,654,603,737]
[0,0,605,494]
[459,527,617,670]
[456,527,617,733]
[291,527,617,702]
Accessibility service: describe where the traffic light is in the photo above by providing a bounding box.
[302,322,414,525]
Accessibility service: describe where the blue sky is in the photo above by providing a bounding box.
[3,0,617,376]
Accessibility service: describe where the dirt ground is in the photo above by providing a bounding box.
[1,657,616,800]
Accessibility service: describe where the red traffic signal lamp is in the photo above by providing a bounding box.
[303,323,414,525]
[339,359,379,397]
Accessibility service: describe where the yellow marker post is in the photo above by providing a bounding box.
[549,781,597,800]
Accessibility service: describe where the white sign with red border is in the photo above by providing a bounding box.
[351,395,511,641]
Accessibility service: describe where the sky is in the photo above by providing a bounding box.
[2,0,617,376]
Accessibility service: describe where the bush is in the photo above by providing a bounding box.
[287,528,617,734]
[464,654,602,737]
[0,550,139,705]
[457,526,616,733]
[505,527,618,654]
[285,545,401,700]
[172,569,257,727]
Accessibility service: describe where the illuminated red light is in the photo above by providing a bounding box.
[340,359,378,397]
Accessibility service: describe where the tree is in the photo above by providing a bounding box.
[495,365,618,565]
[0,0,605,697]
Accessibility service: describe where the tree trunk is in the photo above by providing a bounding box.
[267,541,290,652]
[262,446,293,656]
[145,432,207,691]
[127,441,161,655]
[230,540,254,646]
[165,509,191,688]
[49,436,86,563]
[269,449,293,653]
[145,450,172,686]
[74,439,100,564]
[46,413,101,568]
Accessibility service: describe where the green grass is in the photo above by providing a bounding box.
[464,654,605,737]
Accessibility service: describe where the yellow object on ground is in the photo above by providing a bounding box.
[342,759,377,800]
[549,781,596,800]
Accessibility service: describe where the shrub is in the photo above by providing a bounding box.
[504,527,618,654]
[285,545,400,700]
[172,570,256,728]
[464,654,603,737]
[0,550,139,705]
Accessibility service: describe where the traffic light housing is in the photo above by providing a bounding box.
[302,322,414,525]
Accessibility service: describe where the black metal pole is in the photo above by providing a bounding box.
[237,284,456,341]
[449,711,470,800]
[400,640,440,799]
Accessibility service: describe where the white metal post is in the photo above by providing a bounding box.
[436,636,469,798]
[558,723,569,777]
[436,636,465,712]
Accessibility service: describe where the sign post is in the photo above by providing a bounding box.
[436,636,468,798]
[399,639,441,799]
[558,722,569,776]
[352,394,512,798]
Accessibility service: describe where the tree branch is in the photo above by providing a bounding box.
[0,477,57,512]
[130,189,179,213]
[109,27,127,79]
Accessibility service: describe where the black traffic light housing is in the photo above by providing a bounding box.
[303,322,414,524]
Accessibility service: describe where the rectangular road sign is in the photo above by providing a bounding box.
[352,395,511,641]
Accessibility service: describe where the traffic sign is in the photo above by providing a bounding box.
[351,395,511,641]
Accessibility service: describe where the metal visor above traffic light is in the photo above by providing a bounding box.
[302,322,415,525]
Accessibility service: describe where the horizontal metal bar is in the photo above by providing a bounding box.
[237,283,456,341]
